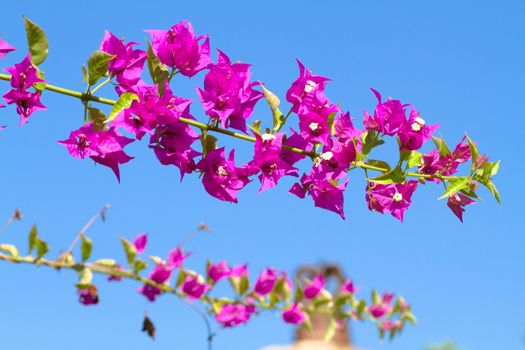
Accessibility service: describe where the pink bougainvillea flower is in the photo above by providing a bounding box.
[133,233,148,254]
[341,278,357,294]
[254,268,278,296]
[280,128,308,166]
[5,55,44,90]
[366,181,418,222]
[297,88,339,146]
[304,274,325,299]
[447,193,476,222]
[138,263,174,302]
[99,30,147,89]
[419,138,472,179]
[166,246,190,268]
[2,89,46,125]
[197,147,252,203]
[58,122,134,181]
[248,133,298,192]
[208,260,231,283]
[334,111,363,142]
[397,105,439,151]
[368,293,394,318]
[229,264,249,279]
[196,50,263,133]
[363,89,406,136]
[181,274,210,300]
[290,173,348,219]
[78,285,99,305]
[0,39,15,59]
[310,139,356,182]
[216,303,256,327]
[107,264,124,282]
[282,303,306,324]
[286,59,330,113]
[380,320,402,331]
[147,21,211,77]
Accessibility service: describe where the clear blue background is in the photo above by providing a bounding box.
[0,1,523,349]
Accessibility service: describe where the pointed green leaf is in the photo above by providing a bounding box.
[323,318,337,342]
[479,178,501,204]
[88,107,107,131]
[87,50,115,86]
[33,70,46,91]
[366,159,391,172]
[133,258,148,275]
[28,224,38,253]
[465,133,479,165]
[438,177,469,200]
[35,239,49,261]
[81,234,93,262]
[0,244,19,257]
[120,237,137,266]
[432,136,451,157]
[94,259,117,268]
[407,151,423,169]
[105,92,139,123]
[239,274,250,295]
[24,17,48,66]
[370,165,406,184]
[200,132,218,158]
[147,41,169,91]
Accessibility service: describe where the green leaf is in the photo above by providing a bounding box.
[407,151,423,169]
[81,235,93,262]
[239,274,250,295]
[148,256,165,265]
[28,224,38,253]
[465,133,479,166]
[0,244,19,257]
[366,159,391,172]
[323,318,337,342]
[479,178,501,204]
[200,132,218,158]
[24,17,48,66]
[88,107,107,131]
[87,50,115,86]
[33,70,46,91]
[106,92,138,123]
[432,136,451,157]
[76,268,93,288]
[133,258,148,275]
[438,177,469,200]
[482,160,500,178]
[35,239,49,261]
[176,269,187,287]
[362,131,385,156]
[120,237,137,266]
[371,289,381,304]
[401,312,417,324]
[356,299,366,316]
[294,282,304,303]
[370,165,406,184]
[147,41,169,92]
[259,83,284,133]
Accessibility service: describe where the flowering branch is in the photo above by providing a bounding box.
[0,209,415,343]
[0,18,500,221]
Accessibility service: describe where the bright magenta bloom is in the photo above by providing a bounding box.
[138,263,174,302]
[297,88,339,146]
[366,181,418,222]
[397,105,438,151]
[181,274,210,300]
[3,89,46,125]
[216,303,256,327]
[147,21,211,77]
[304,274,325,299]
[58,122,134,181]
[282,303,306,324]
[167,246,190,268]
[419,138,472,178]
[447,193,475,222]
[286,59,330,113]
[78,285,99,305]
[5,55,44,90]
[100,31,146,89]
[290,173,348,219]
[363,89,406,136]
[133,233,148,254]
[197,147,252,203]
[248,133,298,193]
[0,39,15,59]
[196,50,263,133]
[341,278,356,294]
[208,260,231,283]
[254,268,278,296]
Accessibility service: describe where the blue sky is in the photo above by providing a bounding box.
[0,1,524,349]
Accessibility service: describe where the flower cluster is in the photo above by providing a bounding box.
[0,19,500,223]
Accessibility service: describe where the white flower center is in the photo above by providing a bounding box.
[309,122,319,131]
[415,117,425,125]
[261,133,275,142]
[217,165,229,177]
[304,80,318,93]
[320,151,334,161]
[411,122,422,132]
[393,193,403,202]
